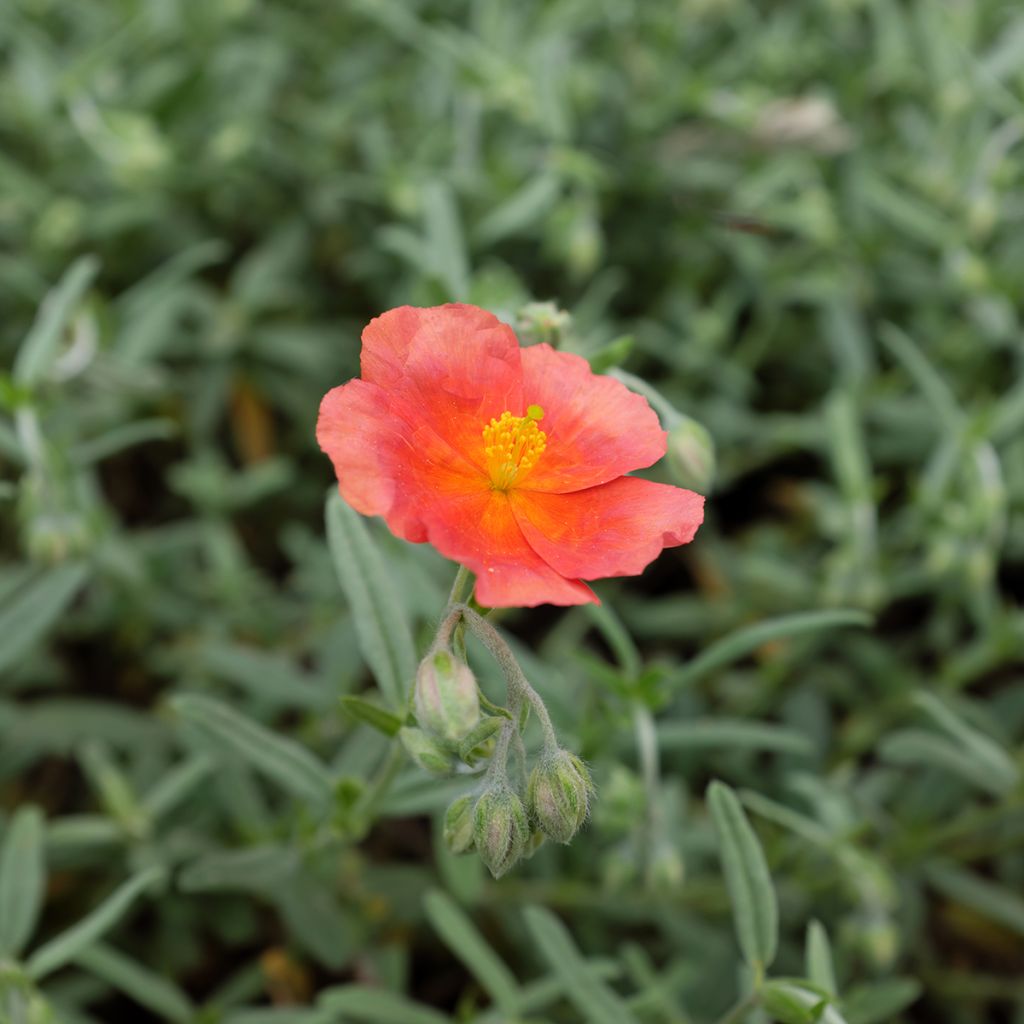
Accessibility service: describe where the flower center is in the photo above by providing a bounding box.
[482,405,546,491]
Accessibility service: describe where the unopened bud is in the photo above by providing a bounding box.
[645,840,685,892]
[443,795,475,854]
[414,649,479,744]
[473,786,529,878]
[527,750,593,844]
[666,415,715,494]
[516,301,572,348]
[398,727,452,776]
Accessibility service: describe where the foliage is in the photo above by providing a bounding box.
[2,0,1023,1022]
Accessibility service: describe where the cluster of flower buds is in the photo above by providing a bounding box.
[400,620,594,878]
[442,746,594,878]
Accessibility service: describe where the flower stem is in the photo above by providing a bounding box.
[447,564,473,606]
[457,604,559,755]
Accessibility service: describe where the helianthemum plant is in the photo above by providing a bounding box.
[317,303,704,875]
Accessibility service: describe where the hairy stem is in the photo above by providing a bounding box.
[458,604,559,754]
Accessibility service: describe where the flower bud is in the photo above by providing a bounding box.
[414,649,479,744]
[398,727,452,776]
[645,840,685,892]
[472,786,529,878]
[527,750,593,844]
[666,415,715,494]
[443,795,475,854]
[516,301,572,348]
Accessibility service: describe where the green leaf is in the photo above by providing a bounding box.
[340,696,405,737]
[14,256,99,385]
[522,905,641,1024]
[178,845,296,894]
[0,563,89,676]
[318,985,452,1023]
[656,718,815,757]
[72,418,178,465]
[0,805,46,957]
[877,728,1013,797]
[325,492,417,710]
[27,866,164,980]
[475,174,560,245]
[912,692,1019,791]
[141,754,214,821]
[75,942,194,1023]
[843,978,921,1024]
[278,872,357,971]
[669,610,872,691]
[424,890,520,1014]
[761,981,824,1024]
[925,862,1024,937]
[805,920,837,997]
[170,694,333,808]
[422,179,469,301]
[457,716,504,764]
[223,1012,339,1024]
[763,980,849,1024]
[707,780,778,970]
[223,1012,338,1024]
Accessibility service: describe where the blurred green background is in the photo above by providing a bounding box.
[2,0,1023,1022]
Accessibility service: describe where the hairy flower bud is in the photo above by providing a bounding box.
[666,415,715,494]
[516,301,572,348]
[527,750,593,844]
[414,649,480,744]
[472,786,529,878]
[398,727,452,776]
[443,795,475,854]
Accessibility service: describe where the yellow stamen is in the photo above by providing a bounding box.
[482,407,547,491]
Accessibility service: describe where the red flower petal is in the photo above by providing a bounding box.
[517,345,666,493]
[512,476,705,580]
[421,488,597,608]
[316,378,481,544]
[362,304,523,471]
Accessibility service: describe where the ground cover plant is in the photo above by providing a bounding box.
[1,1,1023,1022]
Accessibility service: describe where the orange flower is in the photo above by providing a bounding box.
[317,304,704,607]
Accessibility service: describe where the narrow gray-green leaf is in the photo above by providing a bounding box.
[339,696,405,737]
[319,985,452,1024]
[0,563,89,676]
[14,256,99,385]
[0,805,46,957]
[670,610,872,690]
[422,179,469,301]
[178,845,296,895]
[806,920,837,997]
[325,492,417,710]
[522,905,640,1024]
[75,942,194,1023]
[926,862,1024,937]
[223,1012,339,1024]
[425,890,520,1014]
[171,694,333,807]
[707,780,778,970]
[843,978,921,1024]
[656,718,814,757]
[27,866,163,980]
[878,729,1012,797]
[912,692,1019,791]
[141,754,214,821]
